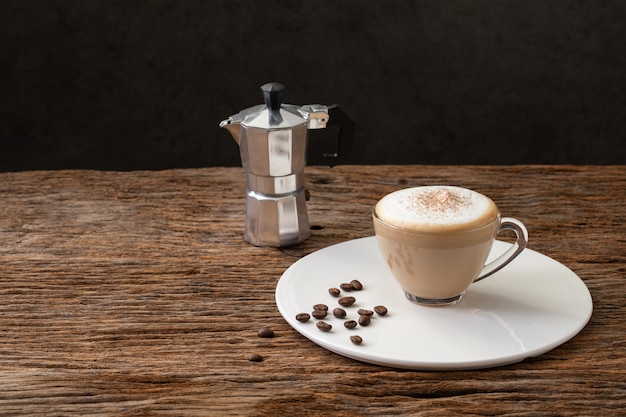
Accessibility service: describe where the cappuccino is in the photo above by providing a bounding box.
[375,186,499,233]
[373,186,527,305]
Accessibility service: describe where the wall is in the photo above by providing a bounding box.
[1,0,625,171]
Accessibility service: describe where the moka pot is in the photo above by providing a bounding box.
[219,82,354,247]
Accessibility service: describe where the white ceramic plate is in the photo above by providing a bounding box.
[275,237,593,370]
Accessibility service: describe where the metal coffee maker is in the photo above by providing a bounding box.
[220,82,355,247]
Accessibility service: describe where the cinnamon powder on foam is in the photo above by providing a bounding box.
[376,186,498,233]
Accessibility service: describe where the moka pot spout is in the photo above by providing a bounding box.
[219,117,242,145]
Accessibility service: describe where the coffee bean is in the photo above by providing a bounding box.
[296,313,310,322]
[340,283,354,291]
[338,296,356,307]
[333,308,347,319]
[313,303,328,311]
[344,320,358,329]
[358,315,371,326]
[312,309,327,319]
[247,353,263,362]
[374,305,388,316]
[350,335,363,345]
[316,322,332,332]
[350,279,363,290]
[358,309,373,316]
[328,287,341,297]
[257,328,274,338]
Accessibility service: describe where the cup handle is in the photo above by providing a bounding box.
[473,217,528,283]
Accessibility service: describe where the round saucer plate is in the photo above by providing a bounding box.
[275,237,592,371]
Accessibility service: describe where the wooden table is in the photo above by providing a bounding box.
[1,165,624,416]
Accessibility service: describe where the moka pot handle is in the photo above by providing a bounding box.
[321,104,355,167]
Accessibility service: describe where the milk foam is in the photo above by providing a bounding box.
[375,186,499,233]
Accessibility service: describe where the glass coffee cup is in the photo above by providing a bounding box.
[372,186,528,306]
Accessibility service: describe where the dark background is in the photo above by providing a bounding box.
[1,0,625,172]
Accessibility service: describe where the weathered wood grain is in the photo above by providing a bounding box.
[0,166,624,416]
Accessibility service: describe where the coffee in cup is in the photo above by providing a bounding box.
[373,186,528,306]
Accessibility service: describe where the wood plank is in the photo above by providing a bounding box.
[0,166,624,416]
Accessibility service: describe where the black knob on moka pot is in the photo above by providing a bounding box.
[261,82,284,125]
[261,82,284,110]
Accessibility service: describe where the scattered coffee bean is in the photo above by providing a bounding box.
[338,296,356,307]
[316,322,332,332]
[374,305,388,316]
[296,313,311,322]
[350,279,363,290]
[312,309,328,319]
[247,353,263,362]
[344,320,358,329]
[350,335,363,345]
[257,328,275,338]
[294,281,389,345]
